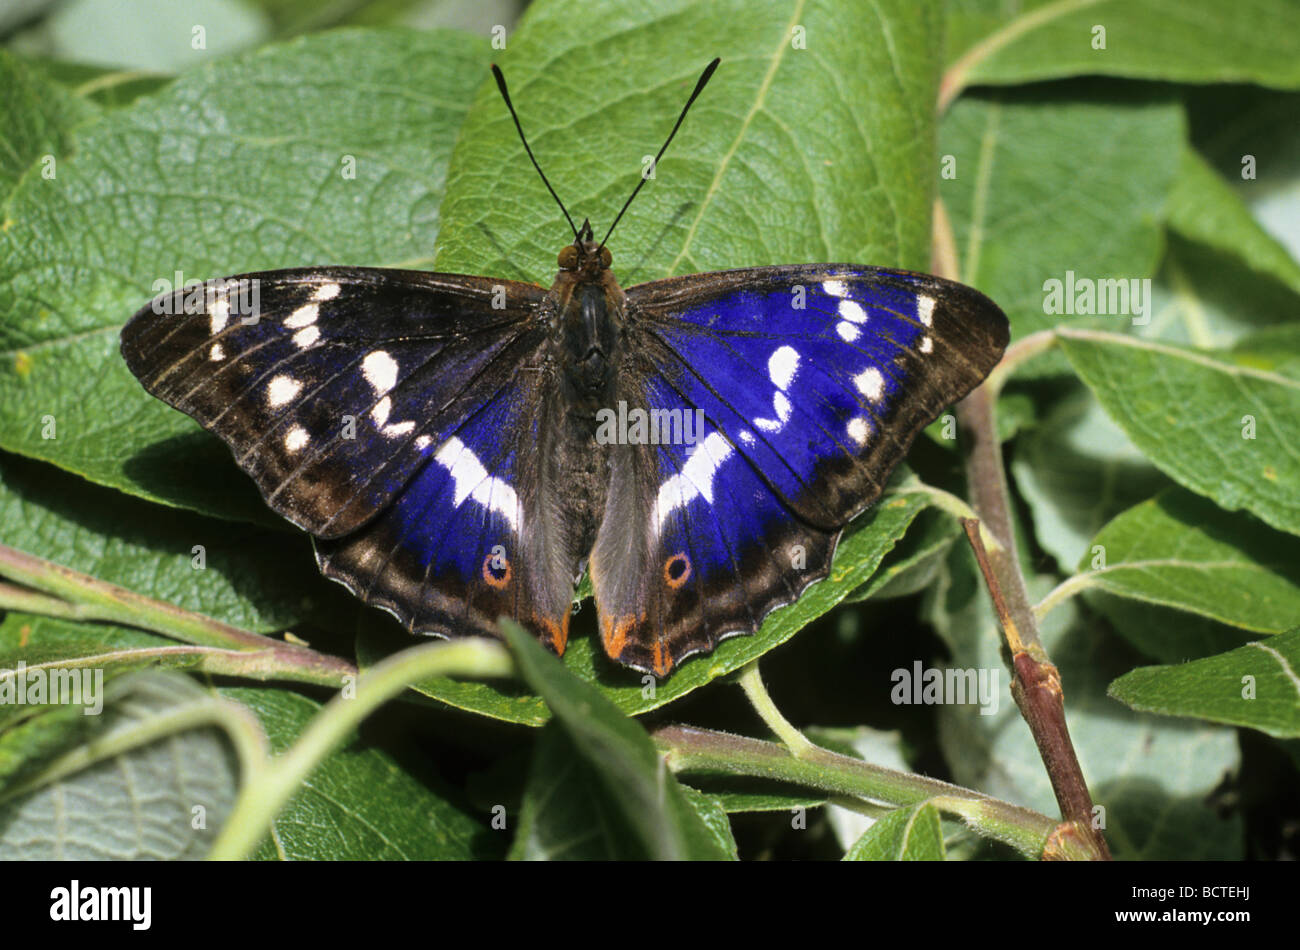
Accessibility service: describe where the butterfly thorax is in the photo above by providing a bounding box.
[539,234,627,568]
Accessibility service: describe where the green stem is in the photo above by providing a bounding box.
[0,543,354,687]
[655,725,1089,859]
[737,661,814,756]
[208,638,514,860]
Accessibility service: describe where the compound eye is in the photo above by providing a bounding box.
[599,246,612,268]
[557,245,578,269]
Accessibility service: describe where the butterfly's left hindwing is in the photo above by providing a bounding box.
[589,265,1008,675]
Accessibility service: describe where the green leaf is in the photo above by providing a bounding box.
[1011,384,1168,570]
[945,0,1300,95]
[435,0,942,281]
[1059,328,1300,537]
[501,620,732,859]
[939,87,1183,340]
[0,453,357,634]
[0,29,488,519]
[221,687,494,859]
[844,507,961,602]
[1167,146,1300,299]
[0,50,97,199]
[843,801,945,860]
[1075,489,1300,637]
[1109,628,1300,738]
[362,491,926,724]
[0,673,239,859]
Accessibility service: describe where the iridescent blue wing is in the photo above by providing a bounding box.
[590,265,1009,675]
[122,268,576,648]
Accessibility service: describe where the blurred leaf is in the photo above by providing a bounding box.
[501,620,732,859]
[945,0,1300,92]
[1059,328,1300,537]
[223,687,494,859]
[42,0,270,72]
[843,801,945,860]
[0,29,487,520]
[0,673,238,859]
[1109,628,1300,738]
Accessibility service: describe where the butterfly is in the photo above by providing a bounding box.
[120,59,1008,677]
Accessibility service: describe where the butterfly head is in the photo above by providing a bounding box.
[557,218,613,279]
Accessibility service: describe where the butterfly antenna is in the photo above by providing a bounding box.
[599,58,720,251]
[492,64,579,240]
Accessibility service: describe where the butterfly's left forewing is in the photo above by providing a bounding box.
[590,265,1009,675]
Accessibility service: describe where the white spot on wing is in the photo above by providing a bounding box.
[854,367,885,401]
[209,343,225,361]
[267,375,301,407]
[654,432,734,529]
[312,282,341,301]
[371,395,391,426]
[755,391,791,432]
[284,303,318,328]
[434,436,519,530]
[209,297,230,334]
[836,322,860,342]
[293,326,320,348]
[847,416,871,446]
[284,426,309,452]
[415,435,432,450]
[384,421,415,437]
[822,279,848,297]
[362,350,398,394]
[918,295,935,327]
[838,299,867,324]
[768,345,800,390]
[920,335,933,354]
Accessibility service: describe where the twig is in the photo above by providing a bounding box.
[961,518,1110,860]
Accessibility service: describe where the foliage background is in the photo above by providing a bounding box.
[0,0,1298,860]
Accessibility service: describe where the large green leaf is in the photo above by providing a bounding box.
[435,0,942,281]
[945,0,1300,93]
[501,621,733,859]
[0,29,488,520]
[939,87,1182,340]
[1059,328,1300,537]
[1109,628,1300,738]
